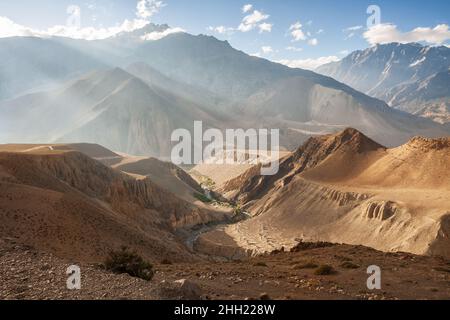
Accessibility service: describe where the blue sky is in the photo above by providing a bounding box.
[0,0,449,69]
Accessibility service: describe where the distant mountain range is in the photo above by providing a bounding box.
[317,43,450,122]
[1,26,449,157]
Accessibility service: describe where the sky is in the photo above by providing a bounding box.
[0,0,449,70]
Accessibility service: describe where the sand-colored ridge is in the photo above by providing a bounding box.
[199,129,450,259]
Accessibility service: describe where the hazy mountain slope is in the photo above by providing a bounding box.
[391,70,450,123]
[216,129,450,258]
[126,62,229,115]
[0,25,175,100]
[317,43,450,114]
[386,69,450,106]
[0,67,224,157]
[59,72,222,157]
[130,33,449,146]
[131,32,380,102]
[0,68,134,142]
[53,24,172,66]
[0,37,104,101]
[1,29,449,156]
[414,100,450,124]
[240,76,450,147]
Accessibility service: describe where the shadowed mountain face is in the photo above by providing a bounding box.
[317,43,450,120]
[0,28,449,157]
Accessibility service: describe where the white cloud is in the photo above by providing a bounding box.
[317,29,324,34]
[308,38,318,46]
[289,22,306,42]
[344,25,363,32]
[345,32,356,40]
[291,29,306,41]
[258,22,272,33]
[339,50,350,55]
[136,0,166,19]
[364,23,450,45]
[0,16,150,40]
[0,16,31,38]
[289,22,302,31]
[238,10,270,32]
[343,25,363,40]
[242,4,253,13]
[277,56,340,70]
[261,46,273,54]
[141,27,185,41]
[286,46,303,52]
[208,25,234,35]
[0,0,173,40]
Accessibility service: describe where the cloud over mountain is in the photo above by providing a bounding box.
[364,23,450,46]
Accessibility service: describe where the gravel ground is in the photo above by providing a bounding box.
[1,237,449,300]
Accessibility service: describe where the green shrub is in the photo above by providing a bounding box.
[194,192,212,203]
[314,265,336,275]
[234,204,243,216]
[104,246,154,281]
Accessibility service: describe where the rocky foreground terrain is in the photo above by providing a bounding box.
[1,237,449,300]
[0,132,449,300]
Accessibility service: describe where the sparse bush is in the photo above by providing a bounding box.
[290,241,335,252]
[202,177,216,188]
[104,246,154,281]
[160,258,173,265]
[340,261,360,269]
[314,265,336,275]
[194,192,212,203]
[433,267,450,273]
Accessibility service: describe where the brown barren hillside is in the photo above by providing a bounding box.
[0,147,230,263]
[113,156,204,202]
[200,129,450,259]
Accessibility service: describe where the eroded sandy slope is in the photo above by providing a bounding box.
[197,129,450,258]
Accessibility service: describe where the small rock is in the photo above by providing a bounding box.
[159,279,203,300]
[259,293,270,300]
